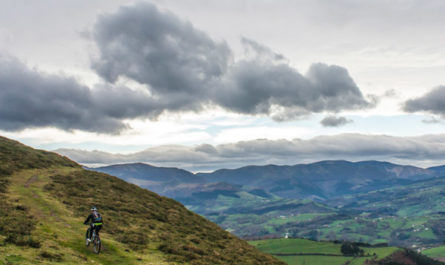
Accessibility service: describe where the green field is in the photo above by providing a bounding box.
[423,245,445,259]
[277,255,351,265]
[250,238,400,265]
[251,238,341,254]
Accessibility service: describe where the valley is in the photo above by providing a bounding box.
[91,161,445,248]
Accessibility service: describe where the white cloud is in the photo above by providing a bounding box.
[214,126,313,144]
[55,133,445,172]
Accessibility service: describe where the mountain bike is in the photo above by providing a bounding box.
[86,226,101,254]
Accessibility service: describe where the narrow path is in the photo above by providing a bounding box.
[24,175,38,187]
[271,253,354,257]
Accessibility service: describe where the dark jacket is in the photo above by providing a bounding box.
[84,211,104,225]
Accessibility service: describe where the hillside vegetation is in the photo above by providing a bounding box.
[0,136,284,264]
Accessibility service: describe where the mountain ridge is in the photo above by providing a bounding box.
[91,160,439,201]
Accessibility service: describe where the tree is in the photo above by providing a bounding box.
[341,242,362,256]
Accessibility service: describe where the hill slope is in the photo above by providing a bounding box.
[0,136,284,265]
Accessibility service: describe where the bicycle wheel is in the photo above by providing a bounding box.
[85,229,90,246]
[93,236,101,254]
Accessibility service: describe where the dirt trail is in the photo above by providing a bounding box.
[24,175,38,187]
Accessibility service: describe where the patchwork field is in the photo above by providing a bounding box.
[250,238,401,265]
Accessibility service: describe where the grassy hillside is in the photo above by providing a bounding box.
[202,196,335,238]
[0,136,284,264]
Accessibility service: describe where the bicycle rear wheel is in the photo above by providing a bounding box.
[93,236,101,254]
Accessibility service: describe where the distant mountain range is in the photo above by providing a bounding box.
[90,163,205,197]
[89,160,445,247]
[91,160,443,200]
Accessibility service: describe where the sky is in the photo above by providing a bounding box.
[1,0,445,171]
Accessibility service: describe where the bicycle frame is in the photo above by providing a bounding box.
[86,226,101,254]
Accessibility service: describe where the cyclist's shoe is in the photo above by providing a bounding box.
[86,238,91,246]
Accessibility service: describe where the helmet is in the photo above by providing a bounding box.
[91,206,97,211]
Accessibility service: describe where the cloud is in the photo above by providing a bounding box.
[91,2,373,120]
[240,37,285,61]
[92,3,231,100]
[422,117,442,124]
[403,86,445,118]
[56,133,445,172]
[320,116,353,127]
[0,3,374,134]
[0,54,125,133]
[0,54,164,133]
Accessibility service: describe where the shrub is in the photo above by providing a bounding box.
[341,242,363,256]
[39,251,63,262]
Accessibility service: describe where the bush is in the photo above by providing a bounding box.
[341,242,364,256]
[39,251,63,262]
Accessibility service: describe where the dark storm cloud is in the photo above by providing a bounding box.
[0,54,128,133]
[320,116,353,127]
[403,86,445,117]
[0,54,167,133]
[91,2,373,121]
[56,133,445,172]
[92,2,231,97]
[216,61,372,120]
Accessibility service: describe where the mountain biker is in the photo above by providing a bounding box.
[84,206,103,245]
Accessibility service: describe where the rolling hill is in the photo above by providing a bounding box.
[0,136,284,265]
[90,163,205,197]
[197,161,435,199]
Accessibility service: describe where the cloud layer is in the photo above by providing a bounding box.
[0,2,374,133]
[56,133,445,172]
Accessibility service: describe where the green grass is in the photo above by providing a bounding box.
[249,238,401,265]
[276,255,351,265]
[423,245,445,259]
[250,238,341,255]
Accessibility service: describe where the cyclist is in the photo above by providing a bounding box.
[84,206,103,245]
